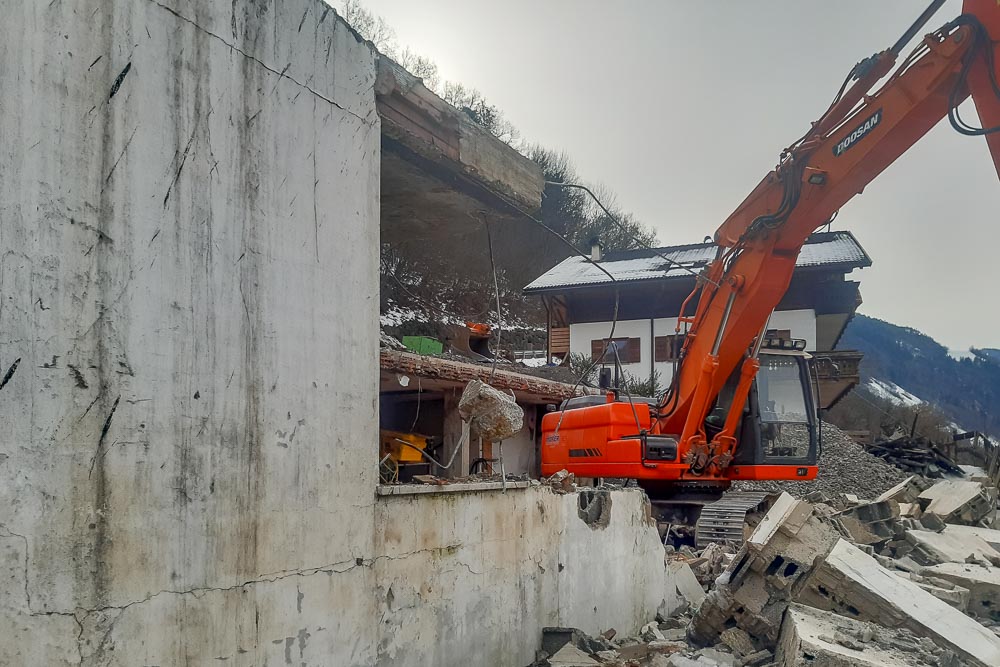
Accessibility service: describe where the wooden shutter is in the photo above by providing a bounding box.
[550,327,570,355]
[625,338,641,364]
[654,336,669,362]
[654,335,685,362]
[591,339,606,362]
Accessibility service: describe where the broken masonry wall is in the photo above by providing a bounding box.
[0,1,380,665]
[373,487,665,667]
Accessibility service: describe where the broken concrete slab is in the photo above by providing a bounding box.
[906,574,970,610]
[905,528,1000,566]
[775,604,943,666]
[661,560,706,620]
[875,475,925,504]
[797,539,1000,667]
[689,493,842,647]
[832,500,900,546]
[917,479,997,525]
[672,560,707,608]
[718,627,756,657]
[923,562,1000,622]
[940,523,1000,551]
[547,644,600,666]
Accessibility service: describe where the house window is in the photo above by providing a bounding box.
[766,329,792,341]
[590,337,641,364]
[654,334,686,362]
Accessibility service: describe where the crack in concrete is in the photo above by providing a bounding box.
[28,544,465,626]
[146,0,376,127]
[0,525,32,612]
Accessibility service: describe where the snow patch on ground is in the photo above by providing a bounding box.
[866,377,923,407]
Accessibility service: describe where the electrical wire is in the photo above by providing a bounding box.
[945,15,1000,136]
[481,214,502,382]
[543,181,719,287]
[407,376,423,434]
[611,342,643,435]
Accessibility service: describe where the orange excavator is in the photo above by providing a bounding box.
[541,0,1000,540]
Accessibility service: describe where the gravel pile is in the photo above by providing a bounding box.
[735,422,907,500]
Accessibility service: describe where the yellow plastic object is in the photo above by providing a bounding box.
[380,430,428,463]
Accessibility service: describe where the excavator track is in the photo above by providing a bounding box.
[694,491,771,549]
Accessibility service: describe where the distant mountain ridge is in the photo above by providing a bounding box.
[839,314,1000,437]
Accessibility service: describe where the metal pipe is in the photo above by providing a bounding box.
[711,290,739,356]
[751,312,774,359]
[891,0,946,56]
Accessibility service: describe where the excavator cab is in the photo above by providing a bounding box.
[702,342,818,475]
[726,350,818,472]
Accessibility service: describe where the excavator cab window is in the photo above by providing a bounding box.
[754,353,817,463]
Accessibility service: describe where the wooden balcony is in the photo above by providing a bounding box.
[812,350,863,410]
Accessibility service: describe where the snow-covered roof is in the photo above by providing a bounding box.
[523,231,871,293]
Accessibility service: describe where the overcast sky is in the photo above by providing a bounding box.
[357,0,999,352]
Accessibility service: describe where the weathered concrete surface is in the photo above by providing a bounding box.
[918,480,997,525]
[799,540,1000,667]
[905,529,1000,565]
[373,487,664,667]
[0,3,671,667]
[923,563,1000,621]
[775,604,940,666]
[0,0,381,664]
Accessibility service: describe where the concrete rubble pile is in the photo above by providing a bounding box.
[736,423,907,499]
[526,472,1000,667]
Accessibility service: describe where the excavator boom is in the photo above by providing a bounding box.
[541,1,1000,489]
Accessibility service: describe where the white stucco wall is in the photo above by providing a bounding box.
[0,1,381,664]
[571,309,818,392]
[569,319,651,376]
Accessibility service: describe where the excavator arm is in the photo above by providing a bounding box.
[658,0,1000,479]
[541,1,1000,487]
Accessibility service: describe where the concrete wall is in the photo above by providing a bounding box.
[0,0,381,664]
[374,487,664,667]
[0,2,666,665]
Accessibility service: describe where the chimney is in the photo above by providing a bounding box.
[589,236,603,262]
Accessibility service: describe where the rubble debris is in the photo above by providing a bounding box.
[546,644,600,666]
[660,560,706,620]
[904,528,1000,566]
[867,433,964,478]
[798,539,1000,666]
[735,423,906,499]
[923,563,1000,621]
[457,379,524,441]
[875,474,931,503]
[688,493,842,647]
[940,523,1000,550]
[775,603,947,666]
[545,469,576,494]
[718,627,755,657]
[917,479,997,525]
[898,571,970,610]
[830,499,900,547]
[541,627,612,657]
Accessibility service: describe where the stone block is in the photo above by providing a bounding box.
[688,494,841,647]
[918,480,997,525]
[775,603,944,666]
[923,562,1000,622]
[796,539,1000,667]
[905,528,1000,566]
[832,500,900,546]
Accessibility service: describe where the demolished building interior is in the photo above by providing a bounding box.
[4,1,1000,666]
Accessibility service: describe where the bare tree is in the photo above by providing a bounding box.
[340,0,397,54]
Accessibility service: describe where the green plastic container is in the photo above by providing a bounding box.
[401,336,443,355]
